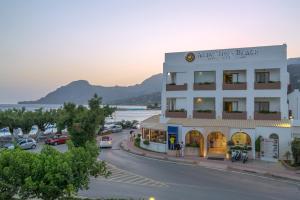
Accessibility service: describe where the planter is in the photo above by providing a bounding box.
[254,82,281,90]
[193,83,216,90]
[254,112,281,120]
[165,110,187,118]
[223,83,247,90]
[222,111,247,119]
[166,83,188,91]
[193,110,216,119]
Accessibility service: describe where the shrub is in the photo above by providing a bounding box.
[255,136,262,152]
[143,140,150,145]
[134,137,141,147]
[291,138,300,165]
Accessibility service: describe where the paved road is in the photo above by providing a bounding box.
[78,130,300,200]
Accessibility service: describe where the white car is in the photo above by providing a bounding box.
[29,125,39,136]
[99,136,112,148]
[0,127,11,137]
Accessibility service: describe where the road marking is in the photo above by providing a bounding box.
[120,149,300,186]
[97,163,168,188]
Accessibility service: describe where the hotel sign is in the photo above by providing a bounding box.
[185,48,259,62]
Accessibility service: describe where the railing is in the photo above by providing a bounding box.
[193,110,216,119]
[166,83,188,91]
[222,111,247,119]
[254,81,281,90]
[165,110,187,118]
[193,83,216,90]
[223,82,247,90]
[254,112,281,120]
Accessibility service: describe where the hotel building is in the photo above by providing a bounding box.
[141,44,298,161]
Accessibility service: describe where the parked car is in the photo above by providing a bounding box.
[99,136,112,148]
[45,135,69,145]
[1,143,15,150]
[28,125,39,137]
[110,125,122,133]
[18,138,37,150]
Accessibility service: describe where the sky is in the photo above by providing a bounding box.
[0,0,300,103]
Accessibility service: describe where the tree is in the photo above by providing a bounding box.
[0,143,110,200]
[291,138,300,165]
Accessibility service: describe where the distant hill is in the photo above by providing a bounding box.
[110,92,161,106]
[19,74,163,105]
[288,64,300,91]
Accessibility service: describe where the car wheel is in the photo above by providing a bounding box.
[54,142,58,146]
[31,145,36,149]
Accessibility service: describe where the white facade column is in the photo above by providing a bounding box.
[187,70,194,118]
[247,68,254,119]
[215,69,223,118]
[160,68,167,123]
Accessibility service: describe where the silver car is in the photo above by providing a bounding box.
[18,138,37,150]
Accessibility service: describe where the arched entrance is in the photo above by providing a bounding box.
[231,132,251,147]
[185,130,204,157]
[207,132,227,155]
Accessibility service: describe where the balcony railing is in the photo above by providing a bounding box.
[165,110,187,118]
[254,81,281,90]
[193,83,216,90]
[193,110,216,119]
[254,112,281,120]
[223,82,247,90]
[222,111,247,119]
[166,83,187,91]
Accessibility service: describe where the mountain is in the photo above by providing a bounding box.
[110,92,161,106]
[19,74,163,105]
[288,64,300,91]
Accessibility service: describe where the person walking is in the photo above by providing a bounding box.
[180,141,184,157]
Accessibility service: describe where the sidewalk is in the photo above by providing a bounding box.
[120,139,300,182]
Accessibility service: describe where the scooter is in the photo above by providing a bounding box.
[231,149,242,162]
[241,150,248,163]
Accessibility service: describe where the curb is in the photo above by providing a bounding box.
[120,141,300,183]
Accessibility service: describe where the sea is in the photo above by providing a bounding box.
[0,104,160,122]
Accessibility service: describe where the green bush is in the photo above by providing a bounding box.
[134,137,141,147]
[143,140,150,145]
[255,136,262,152]
[291,138,300,165]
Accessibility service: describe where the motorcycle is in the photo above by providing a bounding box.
[241,150,248,163]
[231,149,241,162]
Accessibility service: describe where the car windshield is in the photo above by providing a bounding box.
[102,137,110,141]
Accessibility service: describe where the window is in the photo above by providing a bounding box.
[256,72,270,83]
[224,101,238,112]
[224,73,239,83]
[231,132,251,146]
[167,98,176,111]
[255,102,269,112]
[150,130,166,143]
[142,128,150,140]
[167,72,176,84]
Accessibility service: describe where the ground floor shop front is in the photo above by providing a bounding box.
[140,116,292,161]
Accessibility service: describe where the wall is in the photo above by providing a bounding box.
[161,44,288,121]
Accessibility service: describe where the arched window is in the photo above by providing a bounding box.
[269,133,279,140]
[231,132,251,146]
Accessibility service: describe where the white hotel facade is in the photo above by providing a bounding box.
[141,44,299,161]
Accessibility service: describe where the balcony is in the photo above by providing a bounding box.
[223,82,247,90]
[193,83,216,90]
[254,112,281,120]
[254,81,281,90]
[166,83,187,91]
[165,110,187,118]
[222,111,247,120]
[193,110,216,119]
